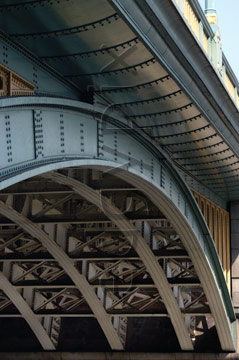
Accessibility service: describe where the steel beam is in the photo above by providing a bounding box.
[0,250,189,262]
[0,351,237,360]
[0,311,211,318]
[42,171,193,351]
[0,213,164,225]
[115,169,236,351]
[12,283,199,291]
[0,272,55,350]
[0,201,124,350]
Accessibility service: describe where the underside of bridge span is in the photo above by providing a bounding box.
[0,165,234,352]
[0,0,238,356]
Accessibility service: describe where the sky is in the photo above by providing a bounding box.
[198,0,239,80]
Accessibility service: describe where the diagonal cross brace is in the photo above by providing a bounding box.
[42,171,193,351]
[0,272,55,350]
[0,201,123,350]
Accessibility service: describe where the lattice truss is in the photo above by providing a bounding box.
[0,169,213,349]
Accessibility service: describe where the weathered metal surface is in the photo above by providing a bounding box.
[0,200,124,350]
[42,171,193,350]
[0,97,236,349]
[0,0,237,353]
[0,0,239,200]
[0,272,55,350]
[0,98,235,351]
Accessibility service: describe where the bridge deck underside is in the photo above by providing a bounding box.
[0,0,237,200]
[0,0,237,354]
[0,168,222,352]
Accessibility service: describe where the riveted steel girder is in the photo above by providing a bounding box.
[0,97,236,351]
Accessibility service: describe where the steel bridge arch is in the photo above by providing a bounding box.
[0,97,236,351]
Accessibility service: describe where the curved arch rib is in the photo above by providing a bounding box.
[0,272,55,350]
[115,170,235,351]
[42,171,193,351]
[0,201,123,351]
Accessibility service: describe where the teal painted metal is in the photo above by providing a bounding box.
[204,0,222,70]
[0,96,236,350]
[0,0,237,351]
[110,0,239,202]
[0,0,239,202]
[0,32,81,100]
[205,0,216,13]
[204,0,217,32]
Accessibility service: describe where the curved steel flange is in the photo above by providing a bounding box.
[0,272,55,350]
[114,170,235,351]
[0,201,123,351]
[42,171,193,351]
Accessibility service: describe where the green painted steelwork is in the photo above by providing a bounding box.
[0,96,236,350]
